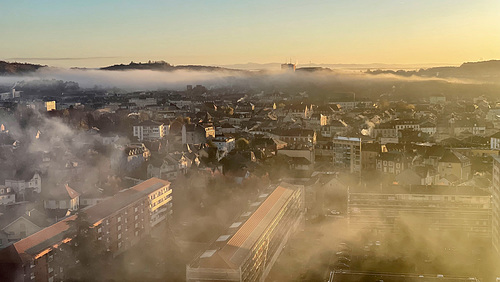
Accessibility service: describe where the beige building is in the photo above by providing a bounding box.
[437,150,471,182]
[348,185,492,239]
[332,137,361,173]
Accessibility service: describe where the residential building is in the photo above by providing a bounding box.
[376,152,410,175]
[276,129,316,147]
[212,136,236,156]
[128,97,157,108]
[182,124,215,145]
[360,142,380,171]
[0,186,15,205]
[186,182,305,282]
[394,166,439,186]
[332,137,361,173]
[0,178,172,282]
[372,122,397,139]
[348,185,492,239]
[329,271,478,282]
[5,172,42,194]
[491,132,500,150]
[437,150,472,181]
[42,184,80,218]
[394,119,420,132]
[0,209,50,248]
[132,120,167,141]
[420,121,437,136]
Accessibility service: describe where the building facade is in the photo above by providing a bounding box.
[187,182,305,282]
[348,185,492,240]
[132,120,167,141]
[0,178,172,282]
[332,137,361,173]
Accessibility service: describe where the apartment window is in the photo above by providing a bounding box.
[135,231,139,236]
[98,227,102,233]
[118,217,121,222]
[118,225,121,231]
[118,234,121,240]
[118,242,122,249]
[135,215,138,220]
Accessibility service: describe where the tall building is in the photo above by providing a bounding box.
[186,182,305,282]
[0,178,172,282]
[332,137,361,173]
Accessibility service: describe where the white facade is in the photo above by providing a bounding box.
[492,136,500,150]
[5,173,42,194]
[0,186,15,205]
[133,121,167,141]
[212,136,235,154]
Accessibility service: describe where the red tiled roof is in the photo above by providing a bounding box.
[195,183,300,269]
[0,178,170,264]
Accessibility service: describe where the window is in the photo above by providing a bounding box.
[118,217,121,222]
[118,225,121,231]
[118,234,121,240]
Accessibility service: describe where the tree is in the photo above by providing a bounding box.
[63,211,109,281]
[235,138,250,151]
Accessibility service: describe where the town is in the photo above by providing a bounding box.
[0,60,499,282]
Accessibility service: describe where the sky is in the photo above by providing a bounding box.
[0,0,499,68]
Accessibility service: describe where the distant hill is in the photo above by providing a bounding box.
[101,61,244,72]
[366,60,500,81]
[0,61,45,75]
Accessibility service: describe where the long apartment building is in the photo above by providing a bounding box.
[348,185,492,240]
[186,182,305,282]
[0,178,172,282]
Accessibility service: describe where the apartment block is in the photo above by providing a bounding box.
[0,178,172,282]
[348,185,491,239]
[186,182,305,282]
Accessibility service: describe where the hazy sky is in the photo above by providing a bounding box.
[1,0,499,68]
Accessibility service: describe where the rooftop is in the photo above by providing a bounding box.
[0,178,170,264]
[189,182,302,270]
